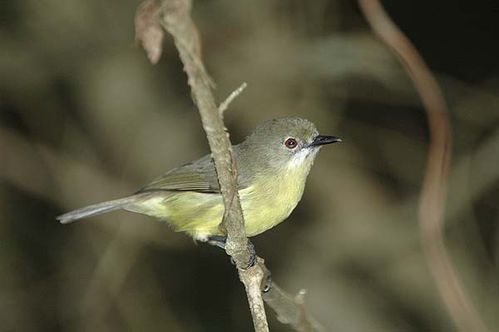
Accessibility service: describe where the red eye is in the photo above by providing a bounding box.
[284,138,298,149]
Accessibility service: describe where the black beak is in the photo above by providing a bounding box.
[309,135,342,147]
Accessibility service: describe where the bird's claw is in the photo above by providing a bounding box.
[207,236,227,249]
[230,240,256,269]
[262,270,272,293]
[207,236,257,269]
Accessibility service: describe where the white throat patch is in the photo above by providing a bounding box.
[287,148,318,169]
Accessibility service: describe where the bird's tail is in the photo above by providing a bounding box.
[57,196,141,224]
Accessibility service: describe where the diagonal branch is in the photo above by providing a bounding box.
[135,0,324,331]
[157,0,251,268]
[156,0,266,330]
[219,82,248,116]
[358,1,489,332]
[263,283,326,332]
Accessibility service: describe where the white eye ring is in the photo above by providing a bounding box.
[284,137,298,149]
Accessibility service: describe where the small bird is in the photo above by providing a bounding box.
[57,117,340,245]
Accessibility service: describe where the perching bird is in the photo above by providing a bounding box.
[57,117,340,244]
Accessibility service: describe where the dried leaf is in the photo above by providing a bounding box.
[135,0,164,64]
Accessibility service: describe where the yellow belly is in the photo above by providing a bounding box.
[131,172,307,240]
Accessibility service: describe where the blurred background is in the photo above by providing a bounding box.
[1,0,499,331]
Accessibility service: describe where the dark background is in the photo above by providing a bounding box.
[1,0,498,331]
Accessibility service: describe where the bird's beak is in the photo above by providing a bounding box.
[309,135,342,147]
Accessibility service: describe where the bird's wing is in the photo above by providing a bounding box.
[137,154,247,194]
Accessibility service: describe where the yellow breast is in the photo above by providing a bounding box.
[241,170,307,236]
[132,167,309,240]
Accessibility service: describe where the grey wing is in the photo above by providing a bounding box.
[137,153,249,194]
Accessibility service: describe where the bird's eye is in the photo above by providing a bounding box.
[284,137,298,149]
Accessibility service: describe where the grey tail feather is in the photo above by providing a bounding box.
[57,196,140,224]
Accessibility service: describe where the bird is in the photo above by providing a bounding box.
[57,117,340,246]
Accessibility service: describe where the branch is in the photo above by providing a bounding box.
[219,82,247,116]
[135,1,325,331]
[262,282,326,332]
[158,0,250,268]
[154,0,267,330]
[358,1,489,332]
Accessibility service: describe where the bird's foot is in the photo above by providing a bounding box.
[207,236,257,269]
[207,235,227,249]
[262,269,272,293]
[238,240,257,269]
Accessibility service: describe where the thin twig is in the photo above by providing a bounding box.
[137,0,324,330]
[263,284,326,332]
[219,82,248,116]
[158,0,251,267]
[157,0,267,330]
[357,1,489,332]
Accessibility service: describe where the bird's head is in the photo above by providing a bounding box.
[240,117,341,173]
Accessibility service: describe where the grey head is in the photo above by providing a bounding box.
[236,117,341,175]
